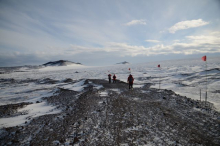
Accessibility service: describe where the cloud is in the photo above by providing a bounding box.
[125,19,147,26]
[145,40,160,43]
[105,31,220,56]
[168,19,209,33]
[66,45,103,54]
[186,35,220,45]
[2,31,219,66]
[105,43,173,56]
[61,31,220,57]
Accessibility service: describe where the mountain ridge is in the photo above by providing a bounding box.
[116,61,129,64]
[43,60,82,66]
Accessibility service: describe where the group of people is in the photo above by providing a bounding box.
[108,74,134,90]
[108,74,116,83]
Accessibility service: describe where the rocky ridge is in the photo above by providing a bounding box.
[0,79,219,145]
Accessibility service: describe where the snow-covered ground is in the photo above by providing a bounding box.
[0,57,219,128]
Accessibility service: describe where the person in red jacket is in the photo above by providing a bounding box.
[127,74,134,89]
[108,74,111,83]
[113,74,116,83]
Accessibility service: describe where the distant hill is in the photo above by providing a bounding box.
[43,60,82,66]
[116,61,129,65]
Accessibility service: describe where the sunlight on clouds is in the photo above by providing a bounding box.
[65,31,220,57]
[145,40,160,43]
[125,19,147,26]
[106,31,220,56]
[168,19,209,33]
[1,31,220,66]
[186,35,220,45]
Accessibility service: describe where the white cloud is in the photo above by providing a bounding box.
[64,31,220,56]
[2,32,220,66]
[125,19,147,26]
[168,19,209,33]
[105,43,173,56]
[186,35,220,45]
[145,40,160,43]
[107,31,220,56]
[66,44,103,54]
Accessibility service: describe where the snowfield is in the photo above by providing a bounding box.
[0,57,219,145]
[1,57,219,110]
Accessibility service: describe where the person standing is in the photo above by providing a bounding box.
[108,74,111,83]
[113,74,116,83]
[127,74,134,89]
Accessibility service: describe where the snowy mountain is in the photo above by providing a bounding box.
[43,60,82,66]
[116,61,129,64]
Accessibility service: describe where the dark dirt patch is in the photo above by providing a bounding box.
[37,78,59,84]
[62,78,74,83]
[0,102,32,118]
[212,90,220,93]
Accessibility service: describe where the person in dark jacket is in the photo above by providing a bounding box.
[127,74,134,89]
[108,74,111,83]
[113,74,116,83]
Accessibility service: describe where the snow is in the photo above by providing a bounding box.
[60,80,87,92]
[93,84,103,89]
[0,82,57,105]
[38,64,88,72]
[0,101,61,128]
[88,81,103,90]
[133,84,144,88]
[99,91,108,97]
[109,88,121,94]
[0,57,219,129]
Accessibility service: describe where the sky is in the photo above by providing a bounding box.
[0,0,220,67]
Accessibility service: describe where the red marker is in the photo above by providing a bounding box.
[201,56,206,61]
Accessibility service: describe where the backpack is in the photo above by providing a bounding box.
[129,76,133,82]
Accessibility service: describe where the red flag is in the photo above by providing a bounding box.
[129,68,130,70]
[202,56,206,61]
[158,64,160,68]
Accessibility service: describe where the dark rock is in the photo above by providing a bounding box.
[73,137,79,144]
[12,139,19,143]
[60,138,65,143]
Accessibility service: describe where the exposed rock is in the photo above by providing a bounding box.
[43,60,82,66]
[0,79,219,145]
